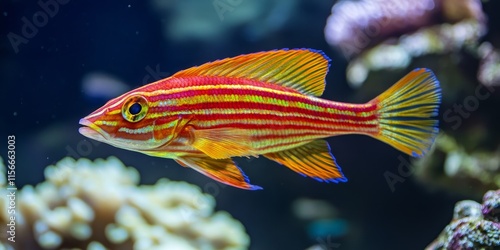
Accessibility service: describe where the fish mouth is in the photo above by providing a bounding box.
[78,118,109,142]
[78,118,155,151]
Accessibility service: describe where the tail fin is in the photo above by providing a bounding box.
[371,68,441,157]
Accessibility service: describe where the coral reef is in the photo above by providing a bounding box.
[324,0,492,87]
[0,157,249,250]
[414,134,500,198]
[426,189,500,249]
[325,0,485,57]
[478,42,500,87]
[325,0,500,199]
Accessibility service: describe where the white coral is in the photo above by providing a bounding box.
[0,157,249,250]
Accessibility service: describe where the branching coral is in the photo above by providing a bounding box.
[0,157,249,250]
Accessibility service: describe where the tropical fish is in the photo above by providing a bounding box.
[79,49,441,190]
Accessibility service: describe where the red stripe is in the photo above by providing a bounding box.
[189,119,378,131]
[150,86,377,114]
[252,131,325,141]
[158,76,303,94]
[92,75,381,146]
[150,102,377,123]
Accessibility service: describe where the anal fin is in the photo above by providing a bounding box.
[264,140,347,183]
[175,157,261,190]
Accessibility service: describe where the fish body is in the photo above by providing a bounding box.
[79,49,441,190]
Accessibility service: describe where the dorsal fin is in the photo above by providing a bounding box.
[172,49,331,96]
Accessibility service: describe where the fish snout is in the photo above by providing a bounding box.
[78,118,109,141]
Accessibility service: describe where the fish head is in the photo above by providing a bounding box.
[79,91,185,152]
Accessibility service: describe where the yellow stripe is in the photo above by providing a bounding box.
[142,84,320,103]
[146,108,377,126]
[118,119,178,134]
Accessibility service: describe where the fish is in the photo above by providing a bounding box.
[79,49,441,190]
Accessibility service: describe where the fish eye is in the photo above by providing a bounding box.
[129,102,142,115]
[122,95,148,122]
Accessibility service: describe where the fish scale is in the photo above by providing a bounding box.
[79,48,441,190]
[141,79,379,153]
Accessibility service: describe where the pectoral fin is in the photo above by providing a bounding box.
[189,127,255,159]
[264,140,347,183]
[175,157,262,190]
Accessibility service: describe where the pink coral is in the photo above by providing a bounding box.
[325,0,485,59]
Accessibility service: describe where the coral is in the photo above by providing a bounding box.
[0,157,249,250]
[325,0,439,58]
[325,0,485,56]
[426,190,500,249]
[345,20,484,86]
[414,134,500,198]
[325,1,500,198]
[478,42,500,87]
[324,0,489,87]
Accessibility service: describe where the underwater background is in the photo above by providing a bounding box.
[1,0,500,249]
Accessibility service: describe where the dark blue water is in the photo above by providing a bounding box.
[2,1,499,249]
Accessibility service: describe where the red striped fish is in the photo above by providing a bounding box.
[79,49,441,190]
